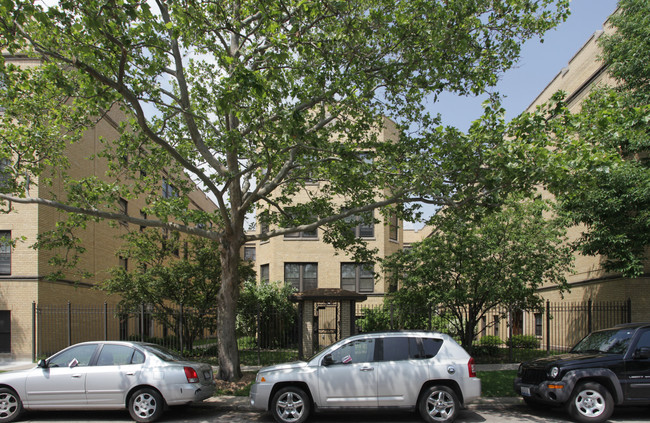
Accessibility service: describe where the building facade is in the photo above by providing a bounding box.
[0,55,218,360]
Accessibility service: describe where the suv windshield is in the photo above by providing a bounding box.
[571,328,636,354]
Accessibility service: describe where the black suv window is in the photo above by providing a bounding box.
[422,338,444,358]
[572,328,635,354]
[381,337,420,361]
[635,330,650,350]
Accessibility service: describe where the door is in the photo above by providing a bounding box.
[623,329,650,402]
[25,344,98,407]
[85,344,145,406]
[376,336,430,407]
[317,338,377,408]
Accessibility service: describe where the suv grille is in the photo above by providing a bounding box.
[521,368,547,385]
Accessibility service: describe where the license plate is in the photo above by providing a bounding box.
[521,386,531,396]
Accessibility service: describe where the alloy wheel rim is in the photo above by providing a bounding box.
[133,392,157,418]
[276,392,304,423]
[0,393,17,419]
[426,390,455,421]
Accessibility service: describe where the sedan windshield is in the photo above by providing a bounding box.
[571,328,635,354]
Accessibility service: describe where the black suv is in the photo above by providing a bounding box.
[514,322,650,423]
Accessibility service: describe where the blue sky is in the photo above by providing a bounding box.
[427,0,619,131]
[407,0,619,229]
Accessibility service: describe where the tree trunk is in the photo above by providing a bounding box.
[216,236,243,381]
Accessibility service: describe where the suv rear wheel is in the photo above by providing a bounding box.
[567,382,613,423]
[418,385,459,423]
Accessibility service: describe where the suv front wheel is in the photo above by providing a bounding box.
[567,382,614,423]
[271,386,311,423]
[418,385,460,423]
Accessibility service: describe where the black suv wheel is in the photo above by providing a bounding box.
[567,382,614,423]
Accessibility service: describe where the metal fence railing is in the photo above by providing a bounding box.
[355,298,632,354]
[32,302,300,364]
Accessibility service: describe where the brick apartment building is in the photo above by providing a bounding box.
[0,55,218,360]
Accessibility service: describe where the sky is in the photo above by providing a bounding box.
[406,0,620,230]
[427,0,620,132]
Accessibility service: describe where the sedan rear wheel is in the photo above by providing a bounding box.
[0,388,22,423]
[419,385,460,423]
[129,388,164,423]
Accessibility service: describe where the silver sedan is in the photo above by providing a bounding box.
[0,341,216,423]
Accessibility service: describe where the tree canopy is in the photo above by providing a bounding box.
[383,195,573,348]
[551,0,650,277]
[0,0,574,380]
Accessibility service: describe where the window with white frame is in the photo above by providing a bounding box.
[0,231,10,275]
[341,263,374,293]
[284,263,317,292]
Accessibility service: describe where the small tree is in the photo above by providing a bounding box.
[383,195,573,349]
[101,230,255,351]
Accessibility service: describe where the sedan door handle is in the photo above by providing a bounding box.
[71,374,82,378]
[126,372,136,376]
[360,367,374,372]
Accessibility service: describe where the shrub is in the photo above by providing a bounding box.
[479,335,503,347]
[473,335,503,357]
[506,334,540,349]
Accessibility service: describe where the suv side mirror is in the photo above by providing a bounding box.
[634,347,650,359]
[322,354,334,366]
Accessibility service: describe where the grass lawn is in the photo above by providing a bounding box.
[477,370,518,397]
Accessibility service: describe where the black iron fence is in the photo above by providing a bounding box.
[356,298,632,355]
[32,302,300,364]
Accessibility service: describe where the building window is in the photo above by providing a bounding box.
[534,313,543,337]
[119,256,128,271]
[0,310,10,353]
[284,227,317,239]
[285,263,317,292]
[389,212,398,241]
[244,246,256,261]
[0,231,10,275]
[162,178,177,199]
[260,264,269,283]
[345,211,374,238]
[139,211,147,232]
[493,315,500,337]
[341,263,374,293]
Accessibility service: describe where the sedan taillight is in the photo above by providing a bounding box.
[184,366,199,383]
[468,357,477,378]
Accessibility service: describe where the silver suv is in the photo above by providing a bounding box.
[250,331,481,423]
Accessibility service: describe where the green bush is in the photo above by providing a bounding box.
[506,335,540,349]
[479,335,503,347]
[473,335,503,357]
[356,307,390,332]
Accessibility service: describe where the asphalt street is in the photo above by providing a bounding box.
[12,400,650,423]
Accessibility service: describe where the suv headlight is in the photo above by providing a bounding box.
[549,366,560,379]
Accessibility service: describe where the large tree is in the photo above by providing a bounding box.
[383,195,574,349]
[551,0,650,277]
[0,0,572,380]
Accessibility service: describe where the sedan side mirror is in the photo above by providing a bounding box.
[322,354,334,366]
[37,359,48,368]
[634,347,650,359]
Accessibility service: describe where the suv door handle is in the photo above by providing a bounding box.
[360,367,374,372]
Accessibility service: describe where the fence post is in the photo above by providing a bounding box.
[32,302,36,362]
[103,302,108,341]
[546,300,550,354]
[627,298,632,323]
[390,303,394,330]
[179,303,184,353]
[256,303,261,366]
[507,309,513,362]
[587,298,593,333]
[67,302,72,347]
[140,303,145,342]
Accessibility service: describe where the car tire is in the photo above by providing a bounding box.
[270,386,310,423]
[567,382,613,423]
[0,388,22,423]
[418,385,460,423]
[128,388,165,423]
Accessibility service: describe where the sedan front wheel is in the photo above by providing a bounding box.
[0,388,22,423]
